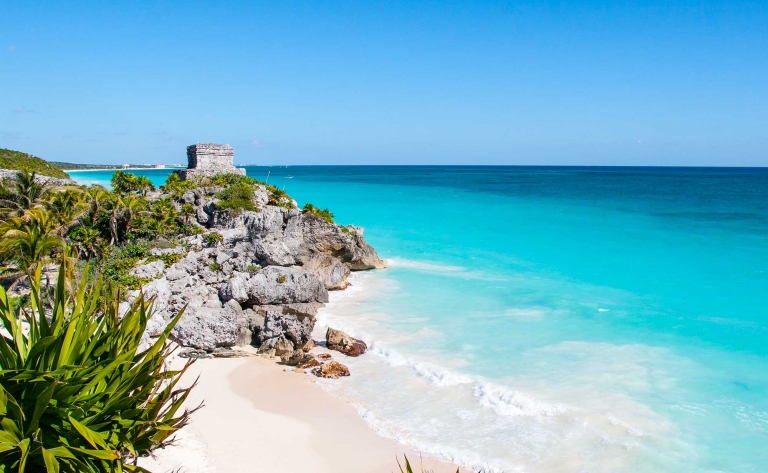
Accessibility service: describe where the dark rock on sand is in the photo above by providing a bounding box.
[326,327,367,357]
[312,361,350,378]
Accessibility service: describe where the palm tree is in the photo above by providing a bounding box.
[69,226,104,259]
[121,193,147,231]
[105,194,126,245]
[0,207,65,278]
[148,197,179,236]
[44,188,89,234]
[0,170,47,217]
[86,186,109,223]
[135,175,155,196]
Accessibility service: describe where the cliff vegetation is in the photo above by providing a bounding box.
[0,148,70,179]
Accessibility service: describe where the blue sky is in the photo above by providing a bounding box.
[1,1,766,166]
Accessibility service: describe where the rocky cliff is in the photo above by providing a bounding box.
[127,181,385,361]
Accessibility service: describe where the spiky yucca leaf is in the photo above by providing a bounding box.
[0,258,196,472]
[397,455,461,473]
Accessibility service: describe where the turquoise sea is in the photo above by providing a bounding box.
[69,166,768,472]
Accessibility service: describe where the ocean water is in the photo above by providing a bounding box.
[69,166,768,472]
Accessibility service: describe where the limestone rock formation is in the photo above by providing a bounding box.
[326,327,367,357]
[129,260,164,279]
[0,168,75,186]
[312,361,350,378]
[126,145,385,357]
[171,304,240,351]
[303,254,350,290]
[257,311,313,349]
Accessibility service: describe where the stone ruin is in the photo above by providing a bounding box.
[178,143,246,180]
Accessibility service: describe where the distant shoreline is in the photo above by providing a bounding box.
[64,167,186,172]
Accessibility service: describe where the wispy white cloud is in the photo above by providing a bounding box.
[12,106,34,114]
[7,45,16,52]
[251,140,263,148]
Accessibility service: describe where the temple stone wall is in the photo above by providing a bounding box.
[179,143,245,180]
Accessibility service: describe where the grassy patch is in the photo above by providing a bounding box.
[147,252,184,267]
[203,232,223,246]
[215,181,257,215]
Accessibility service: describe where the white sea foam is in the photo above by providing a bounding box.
[386,257,467,272]
[505,307,548,318]
[369,343,475,387]
[312,260,698,473]
[473,381,569,417]
[350,403,518,473]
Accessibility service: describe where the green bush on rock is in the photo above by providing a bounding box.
[203,232,223,246]
[302,203,334,224]
[0,261,196,472]
[215,182,256,215]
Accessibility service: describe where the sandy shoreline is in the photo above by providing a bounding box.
[139,354,463,473]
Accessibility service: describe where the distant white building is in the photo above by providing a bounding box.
[122,163,130,169]
[155,164,166,169]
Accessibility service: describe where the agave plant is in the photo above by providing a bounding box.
[397,455,460,473]
[0,259,196,472]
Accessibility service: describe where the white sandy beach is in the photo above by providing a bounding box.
[139,354,464,473]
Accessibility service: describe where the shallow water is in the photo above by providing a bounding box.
[70,166,768,472]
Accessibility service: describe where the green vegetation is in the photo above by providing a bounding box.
[203,232,223,246]
[50,162,124,171]
[276,274,287,284]
[0,148,70,179]
[246,264,261,272]
[100,242,154,289]
[111,171,155,196]
[148,252,184,267]
[209,262,221,272]
[215,181,256,215]
[161,172,196,198]
[302,203,335,224]
[0,261,195,472]
[397,455,459,473]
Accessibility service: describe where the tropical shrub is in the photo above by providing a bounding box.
[0,262,196,472]
[111,172,155,196]
[99,242,153,289]
[215,182,256,216]
[161,173,195,198]
[0,171,49,218]
[302,203,334,224]
[203,232,222,246]
[0,207,65,276]
[201,174,256,188]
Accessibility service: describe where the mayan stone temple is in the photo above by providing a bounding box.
[178,143,246,180]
